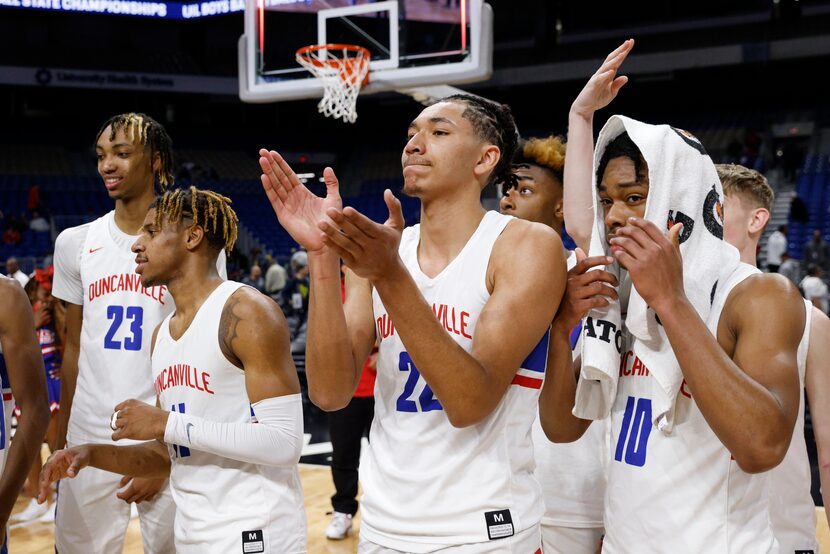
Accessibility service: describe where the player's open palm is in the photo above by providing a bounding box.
[572,39,633,118]
[259,149,342,252]
[38,447,91,502]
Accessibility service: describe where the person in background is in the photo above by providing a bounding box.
[801,264,829,314]
[5,257,29,287]
[242,264,266,294]
[779,252,801,285]
[766,224,788,273]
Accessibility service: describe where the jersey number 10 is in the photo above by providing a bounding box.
[614,396,653,467]
[104,305,144,351]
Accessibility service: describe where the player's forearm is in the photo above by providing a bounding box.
[564,109,596,252]
[305,251,362,410]
[539,322,592,442]
[373,262,499,428]
[87,443,171,478]
[0,394,50,520]
[165,394,303,467]
[658,297,792,472]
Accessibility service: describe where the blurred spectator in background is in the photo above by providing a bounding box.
[804,229,829,272]
[27,184,41,214]
[778,252,801,285]
[265,255,287,301]
[283,250,310,351]
[801,264,829,314]
[29,211,50,233]
[6,256,29,286]
[242,264,266,294]
[766,225,788,272]
[3,225,22,246]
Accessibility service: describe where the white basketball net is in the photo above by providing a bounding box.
[296,45,370,124]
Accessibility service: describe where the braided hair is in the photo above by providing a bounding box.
[442,94,520,189]
[96,113,174,190]
[152,186,238,253]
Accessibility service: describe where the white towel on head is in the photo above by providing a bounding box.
[573,115,741,432]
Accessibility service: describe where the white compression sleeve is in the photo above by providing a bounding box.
[164,393,303,467]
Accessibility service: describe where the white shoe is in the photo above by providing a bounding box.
[10,498,49,522]
[37,503,56,522]
[325,511,353,540]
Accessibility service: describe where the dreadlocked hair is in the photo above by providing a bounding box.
[152,186,238,253]
[442,94,519,189]
[96,113,174,190]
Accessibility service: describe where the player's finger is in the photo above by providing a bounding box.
[609,236,646,260]
[611,75,629,96]
[342,206,382,238]
[667,222,684,249]
[270,150,305,192]
[319,219,365,255]
[321,236,356,267]
[119,475,132,488]
[602,38,634,65]
[322,167,341,199]
[260,150,296,193]
[628,217,671,246]
[326,208,369,241]
[572,255,614,275]
[384,190,405,231]
[260,173,288,207]
[615,224,655,252]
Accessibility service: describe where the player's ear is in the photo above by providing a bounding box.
[185,224,206,252]
[151,151,161,174]
[474,144,500,182]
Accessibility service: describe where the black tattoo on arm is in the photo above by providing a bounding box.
[219,292,245,369]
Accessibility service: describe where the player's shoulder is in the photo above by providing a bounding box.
[725,272,804,329]
[54,219,96,250]
[495,217,564,266]
[0,275,26,301]
[224,283,285,325]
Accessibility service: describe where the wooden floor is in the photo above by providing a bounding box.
[9,471,830,553]
[9,463,360,553]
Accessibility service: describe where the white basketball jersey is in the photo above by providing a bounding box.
[53,211,226,446]
[53,212,173,445]
[770,298,818,554]
[0,342,13,475]
[361,211,547,552]
[604,262,777,553]
[153,281,306,553]
[532,251,607,529]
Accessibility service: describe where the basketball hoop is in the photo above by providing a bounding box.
[296,44,371,124]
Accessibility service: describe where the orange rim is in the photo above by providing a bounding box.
[296,43,371,85]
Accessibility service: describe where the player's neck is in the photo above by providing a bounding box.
[113,186,157,235]
[417,196,486,267]
[167,264,224,319]
[741,239,758,266]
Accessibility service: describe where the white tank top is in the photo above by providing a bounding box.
[604,262,777,554]
[532,252,607,529]
[0,341,12,474]
[153,281,306,553]
[361,211,546,551]
[769,298,818,554]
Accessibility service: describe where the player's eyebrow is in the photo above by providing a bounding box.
[408,116,457,131]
